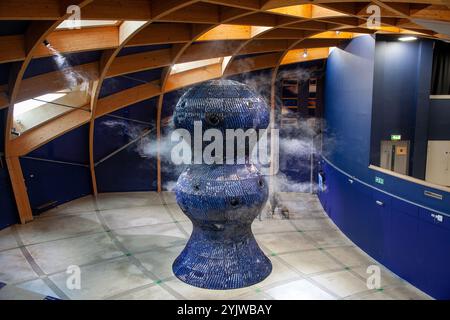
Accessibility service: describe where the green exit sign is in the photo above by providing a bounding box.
[391,134,401,141]
[375,177,384,185]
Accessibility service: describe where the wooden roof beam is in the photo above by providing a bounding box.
[8,108,91,157]
[94,81,161,118]
[106,48,173,78]
[165,63,222,92]
[224,52,282,76]
[127,23,194,46]
[280,47,330,65]
[178,40,245,63]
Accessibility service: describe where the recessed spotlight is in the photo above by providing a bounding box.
[302,49,308,58]
[399,36,417,42]
[336,31,341,35]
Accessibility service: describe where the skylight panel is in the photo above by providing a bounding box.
[171,58,222,74]
[56,20,118,30]
[14,93,67,116]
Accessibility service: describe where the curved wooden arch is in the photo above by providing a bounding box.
[88,0,199,196]
[5,0,94,223]
[3,0,450,222]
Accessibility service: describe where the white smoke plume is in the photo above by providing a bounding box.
[48,45,92,93]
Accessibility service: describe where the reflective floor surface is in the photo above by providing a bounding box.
[0,192,431,300]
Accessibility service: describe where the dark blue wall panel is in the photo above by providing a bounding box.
[0,21,29,36]
[324,35,375,180]
[370,36,434,178]
[0,62,11,85]
[20,158,91,213]
[318,160,450,299]
[0,109,19,228]
[99,68,163,98]
[0,169,19,229]
[428,99,450,140]
[94,98,158,193]
[322,35,450,299]
[20,124,92,214]
[95,140,158,192]
[27,124,90,164]
[24,50,102,79]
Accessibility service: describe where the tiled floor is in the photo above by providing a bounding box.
[0,192,431,300]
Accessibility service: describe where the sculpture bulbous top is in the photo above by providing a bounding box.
[173,79,270,133]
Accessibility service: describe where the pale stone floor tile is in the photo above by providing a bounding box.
[166,204,190,222]
[236,290,273,300]
[255,232,316,255]
[345,289,394,300]
[289,209,328,219]
[0,248,38,284]
[0,192,431,300]
[16,213,103,245]
[134,246,185,280]
[114,284,177,300]
[265,279,335,300]
[178,221,193,235]
[113,223,187,253]
[16,278,59,298]
[382,285,432,300]
[27,232,123,274]
[0,227,18,252]
[161,192,177,204]
[311,270,369,298]
[251,219,297,235]
[304,229,353,248]
[100,205,173,230]
[43,195,96,216]
[291,218,337,231]
[279,250,342,275]
[96,192,162,211]
[350,265,405,289]
[49,257,153,300]
[163,277,252,300]
[0,285,45,300]
[256,258,301,288]
[325,246,375,267]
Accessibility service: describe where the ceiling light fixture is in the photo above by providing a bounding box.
[399,36,418,42]
[336,31,341,35]
[302,49,308,58]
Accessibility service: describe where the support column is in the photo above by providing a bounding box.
[6,156,33,224]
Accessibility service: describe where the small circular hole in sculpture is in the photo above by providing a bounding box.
[247,101,254,109]
[193,184,200,191]
[206,114,220,126]
[230,198,240,207]
[258,179,264,188]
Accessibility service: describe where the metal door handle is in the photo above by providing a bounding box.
[348,179,354,184]
[376,200,384,206]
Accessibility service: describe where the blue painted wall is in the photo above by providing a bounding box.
[324,36,375,180]
[0,109,19,228]
[370,36,434,179]
[428,98,450,140]
[20,124,92,214]
[325,35,449,213]
[94,98,158,192]
[322,34,450,299]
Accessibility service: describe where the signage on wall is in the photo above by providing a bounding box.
[390,134,402,141]
[375,176,384,185]
[396,146,407,155]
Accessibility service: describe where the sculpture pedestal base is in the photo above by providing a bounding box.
[172,222,272,290]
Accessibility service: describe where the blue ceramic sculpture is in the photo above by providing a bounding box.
[172,80,272,289]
